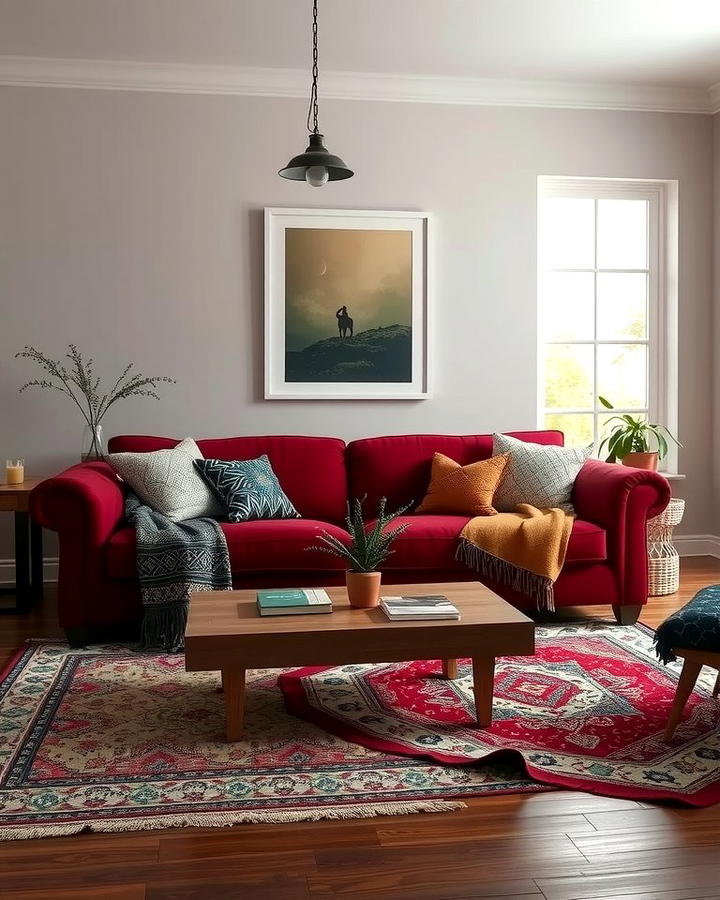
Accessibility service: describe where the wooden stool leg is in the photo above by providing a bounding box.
[222,668,246,742]
[471,656,496,728]
[664,659,703,741]
[713,670,720,699]
[443,659,458,680]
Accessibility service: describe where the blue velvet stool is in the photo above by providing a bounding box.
[655,585,720,739]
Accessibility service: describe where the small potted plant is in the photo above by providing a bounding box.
[308,497,411,608]
[598,396,681,471]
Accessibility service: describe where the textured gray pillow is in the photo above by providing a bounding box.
[108,437,224,522]
[492,433,591,513]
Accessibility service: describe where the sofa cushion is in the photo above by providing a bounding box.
[567,519,607,563]
[105,519,351,578]
[106,437,223,522]
[365,514,607,573]
[194,455,299,522]
[373,515,473,571]
[347,431,564,513]
[492,432,591,513]
[221,520,350,572]
[416,452,509,516]
[107,435,348,523]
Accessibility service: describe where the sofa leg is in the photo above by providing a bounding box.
[65,626,91,648]
[612,604,642,626]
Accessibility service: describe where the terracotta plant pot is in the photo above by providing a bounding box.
[346,571,382,608]
[621,451,659,471]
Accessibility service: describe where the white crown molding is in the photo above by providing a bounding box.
[707,81,720,114]
[0,54,714,114]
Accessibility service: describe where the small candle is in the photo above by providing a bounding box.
[5,459,24,485]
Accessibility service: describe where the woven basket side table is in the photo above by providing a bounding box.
[647,498,685,596]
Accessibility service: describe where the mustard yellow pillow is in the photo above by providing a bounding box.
[416,452,509,516]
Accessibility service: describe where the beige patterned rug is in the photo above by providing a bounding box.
[0,642,544,840]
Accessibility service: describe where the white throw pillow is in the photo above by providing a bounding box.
[108,437,224,522]
[492,433,591,513]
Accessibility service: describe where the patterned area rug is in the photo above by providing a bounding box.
[280,622,720,806]
[0,642,546,841]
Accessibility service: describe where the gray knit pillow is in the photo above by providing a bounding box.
[108,437,224,522]
[492,433,590,513]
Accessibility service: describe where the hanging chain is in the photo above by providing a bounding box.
[306,0,320,134]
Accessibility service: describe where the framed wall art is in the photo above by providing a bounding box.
[264,208,430,399]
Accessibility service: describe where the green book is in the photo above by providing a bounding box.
[256,588,332,616]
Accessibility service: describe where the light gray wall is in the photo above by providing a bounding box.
[714,113,720,536]
[0,87,714,560]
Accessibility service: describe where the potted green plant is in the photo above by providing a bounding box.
[597,396,681,471]
[308,497,411,608]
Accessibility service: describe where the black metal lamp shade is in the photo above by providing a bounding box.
[278,133,353,182]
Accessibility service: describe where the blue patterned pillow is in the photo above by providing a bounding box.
[194,455,299,523]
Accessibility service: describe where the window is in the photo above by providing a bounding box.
[537,177,678,471]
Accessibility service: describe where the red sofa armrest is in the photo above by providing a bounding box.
[573,459,671,607]
[30,462,127,628]
[31,462,125,541]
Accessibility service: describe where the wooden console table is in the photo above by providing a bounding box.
[0,478,45,614]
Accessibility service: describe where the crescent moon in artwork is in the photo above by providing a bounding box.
[319,260,327,276]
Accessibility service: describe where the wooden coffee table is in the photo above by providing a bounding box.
[184,581,535,741]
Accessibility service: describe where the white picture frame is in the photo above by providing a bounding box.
[264,207,430,400]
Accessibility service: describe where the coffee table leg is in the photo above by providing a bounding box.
[442,659,458,679]
[472,656,496,727]
[222,668,246,741]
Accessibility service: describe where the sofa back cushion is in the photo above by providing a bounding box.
[107,435,348,523]
[347,431,564,512]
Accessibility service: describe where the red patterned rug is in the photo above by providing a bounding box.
[280,622,720,806]
[0,641,545,841]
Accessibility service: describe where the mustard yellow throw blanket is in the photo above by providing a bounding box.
[457,504,574,611]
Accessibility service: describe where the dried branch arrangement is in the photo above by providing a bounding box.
[16,344,175,459]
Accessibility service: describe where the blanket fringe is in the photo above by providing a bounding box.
[0,800,466,842]
[457,539,555,612]
[137,601,188,653]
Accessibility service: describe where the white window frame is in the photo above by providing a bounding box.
[537,176,679,473]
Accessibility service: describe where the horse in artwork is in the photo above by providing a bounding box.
[336,306,354,338]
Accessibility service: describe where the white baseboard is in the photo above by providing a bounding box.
[674,535,720,558]
[0,557,59,585]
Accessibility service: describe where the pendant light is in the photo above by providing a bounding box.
[279,0,353,186]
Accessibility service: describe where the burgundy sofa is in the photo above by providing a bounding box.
[30,430,671,644]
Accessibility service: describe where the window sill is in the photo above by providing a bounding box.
[661,473,685,481]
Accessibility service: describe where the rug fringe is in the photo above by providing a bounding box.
[0,800,466,842]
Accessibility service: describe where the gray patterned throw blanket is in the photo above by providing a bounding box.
[125,493,232,652]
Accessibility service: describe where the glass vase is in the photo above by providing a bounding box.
[81,423,105,462]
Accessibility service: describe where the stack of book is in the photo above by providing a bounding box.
[380,595,460,621]
[256,588,332,616]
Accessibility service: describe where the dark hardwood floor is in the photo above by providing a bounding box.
[1,558,720,900]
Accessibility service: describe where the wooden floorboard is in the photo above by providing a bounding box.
[1,556,719,899]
